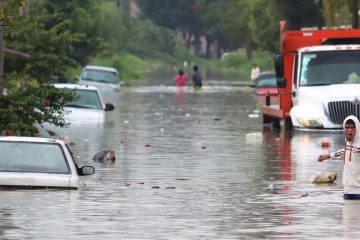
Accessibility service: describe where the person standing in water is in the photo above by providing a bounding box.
[250,63,260,87]
[318,115,360,200]
[174,69,188,87]
[191,65,202,88]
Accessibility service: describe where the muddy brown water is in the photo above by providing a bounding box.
[1,85,358,239]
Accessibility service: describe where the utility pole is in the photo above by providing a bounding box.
[0,0,4,96]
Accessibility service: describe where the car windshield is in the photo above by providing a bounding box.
[256,74,276,87]
[0,142,70,174]
[81,69,119,84]
[299,50,360,86]
[66,89,103,110]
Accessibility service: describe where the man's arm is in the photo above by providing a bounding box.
[318,149,344,162]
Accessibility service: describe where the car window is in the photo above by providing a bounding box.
[66,89,103,110]
[256,74,277,87]
[0,142,70,174]
[81,69,119,84]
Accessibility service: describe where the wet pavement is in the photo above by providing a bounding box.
[1,84,359,239]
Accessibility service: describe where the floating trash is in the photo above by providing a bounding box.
[185,113,190,117]
[300,192,309,198]
[246,132,263,143]
[145,144,152,148]
[248,114,259,118]
[309,171,337,184]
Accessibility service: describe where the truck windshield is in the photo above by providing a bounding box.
[299,50,360,86]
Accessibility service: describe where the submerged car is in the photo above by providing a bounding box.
[77,65,122,92]
[0,136,95,189]
[53,83,114,123]
[253,72,278,96]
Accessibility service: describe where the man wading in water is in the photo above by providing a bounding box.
[318,115,360,199]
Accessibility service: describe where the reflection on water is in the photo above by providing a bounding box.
[1,85,360,239]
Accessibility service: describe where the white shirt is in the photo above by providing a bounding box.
[251,67,260,80]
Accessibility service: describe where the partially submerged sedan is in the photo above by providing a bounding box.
[77,65,122,92]
[53,83,114,123]
[0,136,95,189]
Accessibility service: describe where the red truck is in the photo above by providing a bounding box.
[263,21,360,130]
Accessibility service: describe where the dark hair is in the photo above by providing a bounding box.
[345,119,355,126]
[178,70,184,75]
[193,65,198,71]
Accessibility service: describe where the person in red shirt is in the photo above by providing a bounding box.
[174,69,188,87]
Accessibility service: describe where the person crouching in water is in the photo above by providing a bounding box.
[174,69,188,87]
[318,115,360,199]
[93,149,116,164]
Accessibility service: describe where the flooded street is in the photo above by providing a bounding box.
[1,84,360,239]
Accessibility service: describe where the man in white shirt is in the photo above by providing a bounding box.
[318,115,360,199]
[250,63,260,87]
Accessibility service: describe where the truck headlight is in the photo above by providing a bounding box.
[297,118,323,127]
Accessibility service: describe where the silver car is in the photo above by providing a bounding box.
[0,136,95,189]
[77,65,123,92]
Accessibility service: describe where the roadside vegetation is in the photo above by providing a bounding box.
[0,0,358,135]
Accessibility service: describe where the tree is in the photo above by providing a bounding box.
[0,2,81,136]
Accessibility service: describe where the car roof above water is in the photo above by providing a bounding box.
[0,136,64,144]
[52,83,99,91]
[83,65,118,74]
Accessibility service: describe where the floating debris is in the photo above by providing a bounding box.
[176,178,189,181]
[300,192,309,198]
[152,186,160,189]
[145,144,152,148]
[214,117,221,121]
[246,132,263,143]
[309,171,337,184]
[166,187,176,189]
[248,114,259,118]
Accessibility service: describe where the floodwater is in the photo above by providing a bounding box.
[1,84,359,240]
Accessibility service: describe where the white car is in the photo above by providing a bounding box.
[77,65,123,92]
[53,83,114,123]
[0,136,95,189]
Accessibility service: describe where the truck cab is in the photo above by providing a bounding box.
[291,45,360,129]
[262,21,360,130]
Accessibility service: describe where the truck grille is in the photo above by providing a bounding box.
[328,101,360,124]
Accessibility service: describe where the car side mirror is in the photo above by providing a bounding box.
[277,78,287,88]
[74,76,80,82]
[78,166,95,176]
[105,103,115,111]
[274,53,284,79]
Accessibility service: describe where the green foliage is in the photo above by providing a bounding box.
[0,80,77,136]
[4,10,83,82]
[32,0,101,65]
[0,2,84,136]
[97,1,127,55]
[90,53,150,85]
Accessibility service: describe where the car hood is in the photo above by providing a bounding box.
[79,79,120,90]
[64,107,105,123]
[297,84,360,104]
